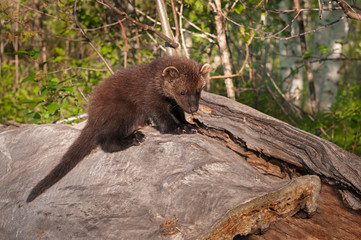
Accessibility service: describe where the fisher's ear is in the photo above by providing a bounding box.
[162,66,180,81]
[199,63,210,78]
[199,63,210,88]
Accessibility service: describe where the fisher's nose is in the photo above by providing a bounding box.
[188,95,198,113]
[190,105,198,113]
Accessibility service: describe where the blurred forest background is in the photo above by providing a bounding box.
[1,0,361,155]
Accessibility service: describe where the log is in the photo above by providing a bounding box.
[1,91,358,239]
[197,92,361,210]
[248,184,361,240]
[0,123,320,239]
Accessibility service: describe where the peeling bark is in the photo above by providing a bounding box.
[197,92,361,210]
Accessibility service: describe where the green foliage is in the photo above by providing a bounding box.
[1,0,361,155]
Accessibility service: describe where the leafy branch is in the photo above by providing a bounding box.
[73,0,114,74]
[99,0,179,49]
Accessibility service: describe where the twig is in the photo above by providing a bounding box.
[335,0,361,21]
[100,0,179,49]
[77,87,88,102]
[309,56,361,61]
[135,27,141,63]
[179,3,189,58]
[46,66,108,75]
[318,0,324,19]
[134,7,161,26]
[256,0,265,8]
[227,0,240,13]
[134,5,216,43]
[73,0,114,74]
[182,29,216,44]
[117,16,128,68]
[209,34,251,80]
[272,10,302,37]
[146,32,166,52]
[260,68,330,138]
[234,1,341,14]
[278,16,347,40]
[262,68,303,119]
[352,124,361,154]
[222,6,347,40]
[265,84,298,127]
[8,120,24,127]
[319,127,331,141]
[176,10,217,39]
[56,113,88,124]
[85,21,122,32]
[267,7,342,13]
[20,3,69,22]
[170,0,180,43]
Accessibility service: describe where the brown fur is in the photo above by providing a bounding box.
[26,56,210,202]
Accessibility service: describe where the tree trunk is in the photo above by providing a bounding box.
[213,0,235,100]
[279,1,303,108]
[293,0,318,115]
[156,0,176,56]
[13,0,20,91]
[312,1,348,111]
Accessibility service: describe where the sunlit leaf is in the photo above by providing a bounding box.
[55,47,65,56]
[47,102,59,115]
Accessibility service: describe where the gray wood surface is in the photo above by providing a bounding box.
[0,122,319,239]
[198,92,361,210]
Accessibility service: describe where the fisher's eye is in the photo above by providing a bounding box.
[180,91,185,96]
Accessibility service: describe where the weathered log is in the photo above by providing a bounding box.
[2,91,358,239]
[0,122,320,239]
[248,184,361,240]
[197,92,361,210]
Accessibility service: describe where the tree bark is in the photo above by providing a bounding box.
[293,0,318,115]
[212,0,235,100]
[198,91,361,210]
[279,1,303,108]
[13,0,20,91]
[312,1,348,110]
[336,0,361,21]
[156,0,176,56]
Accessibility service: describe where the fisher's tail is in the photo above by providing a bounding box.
[26,125,97,202]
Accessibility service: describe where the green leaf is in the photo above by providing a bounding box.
[29,48,40,60]
[234,3,246,14]
[240,26,245,35]
[23,30,37,38]
[21,74,37,83]
[33,86,40,95]
[59,87,75,92]
[13,50,29,55]
[318,45,329,55]
[53,56,65,63]
[47,102,59,115]
[55,47,65,56]
[302,50,312,59]
[18,88,29,98]
[40,57,54,68]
